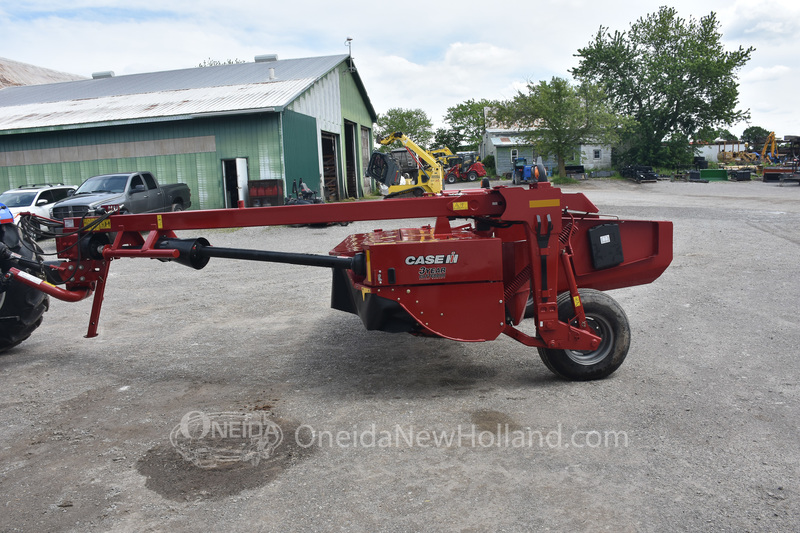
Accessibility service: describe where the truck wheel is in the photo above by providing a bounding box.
[446,173,457,184]
[467,171,478,182]
[0,224,49,354]
[171,202,184,212]
[537,289,630,381]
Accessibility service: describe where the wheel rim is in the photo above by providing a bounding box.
[565,314,614,366]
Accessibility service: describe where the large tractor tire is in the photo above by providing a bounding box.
[536,289,630,381]
[0,223,49,354]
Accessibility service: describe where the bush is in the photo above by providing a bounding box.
[481,155,496,177]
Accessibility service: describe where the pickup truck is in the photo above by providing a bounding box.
[52,172,191,219]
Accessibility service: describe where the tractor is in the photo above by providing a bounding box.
[444,152,487,184]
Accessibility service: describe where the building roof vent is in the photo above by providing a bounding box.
[255,54,278,63]
[92,71,115,79]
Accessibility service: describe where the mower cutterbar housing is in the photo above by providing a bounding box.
[328,189,671,351]
[11,181,672,378]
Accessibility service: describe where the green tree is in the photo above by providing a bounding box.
[493,77,622,178]
[442,98,498,151]
[741,125,771,152]
[572,7,754,168]
[694,127,738,143]
[375,108,434,151]
[433,128,461,154]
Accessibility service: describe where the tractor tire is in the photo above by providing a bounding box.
[467,171,478,182]
[0,223,49,354]
[446,173,458,184]
[524,291,535,318]
[536,289,630,381]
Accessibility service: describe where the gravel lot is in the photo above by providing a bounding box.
[1,178,798,532]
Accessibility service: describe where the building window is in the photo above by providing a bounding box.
[511,148,518,161]
[593,149,601,160]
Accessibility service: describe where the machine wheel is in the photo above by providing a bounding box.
[467,171,478,182]
[0,224,49,354]
[512,173,518,185]
[524,291,535,318]
[446,173,458,184]
[537,289,630,381]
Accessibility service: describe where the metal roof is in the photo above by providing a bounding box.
[489,135,530,147]
[0,56,86,88]
[0,54,371,133]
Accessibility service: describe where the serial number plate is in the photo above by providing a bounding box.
[82,218,111,230]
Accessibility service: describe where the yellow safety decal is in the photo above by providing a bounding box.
[157,214,163,229]
[16,270,57,289]
[529,199,561,209]
[82,218,111,230]
[452,201,469,211]
[365,249,372,283]
[573,295,581,308]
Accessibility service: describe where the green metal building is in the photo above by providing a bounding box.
[0,54,377,208]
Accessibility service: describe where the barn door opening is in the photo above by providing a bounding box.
[344,121,358,198]
[222,158,249,208]
[321,134,339,202]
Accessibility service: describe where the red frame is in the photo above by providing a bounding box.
[11,182,672,348]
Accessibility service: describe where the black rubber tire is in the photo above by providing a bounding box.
[0,224,49,353]
[537,289,630,381]
[467,171,478,182]
[524,290,535,318]
[446,173,457,184]
[171,202,184,212]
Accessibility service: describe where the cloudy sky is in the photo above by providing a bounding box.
[2,0,798,138]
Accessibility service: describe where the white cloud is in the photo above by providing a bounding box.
[741,65,792,83]
[3,0,799,136]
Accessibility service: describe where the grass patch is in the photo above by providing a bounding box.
[549,175,580,186]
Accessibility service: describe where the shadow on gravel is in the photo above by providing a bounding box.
[290,313,562,398]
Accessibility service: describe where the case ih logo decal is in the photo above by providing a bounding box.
[404,252,459,266]
[404,252,459,281]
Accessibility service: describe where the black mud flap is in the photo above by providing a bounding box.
[331,268,417,333]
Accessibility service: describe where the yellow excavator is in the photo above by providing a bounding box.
[367,132,445,198]
[761,132,778,164]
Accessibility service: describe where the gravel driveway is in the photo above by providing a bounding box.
[1,178,798,532]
